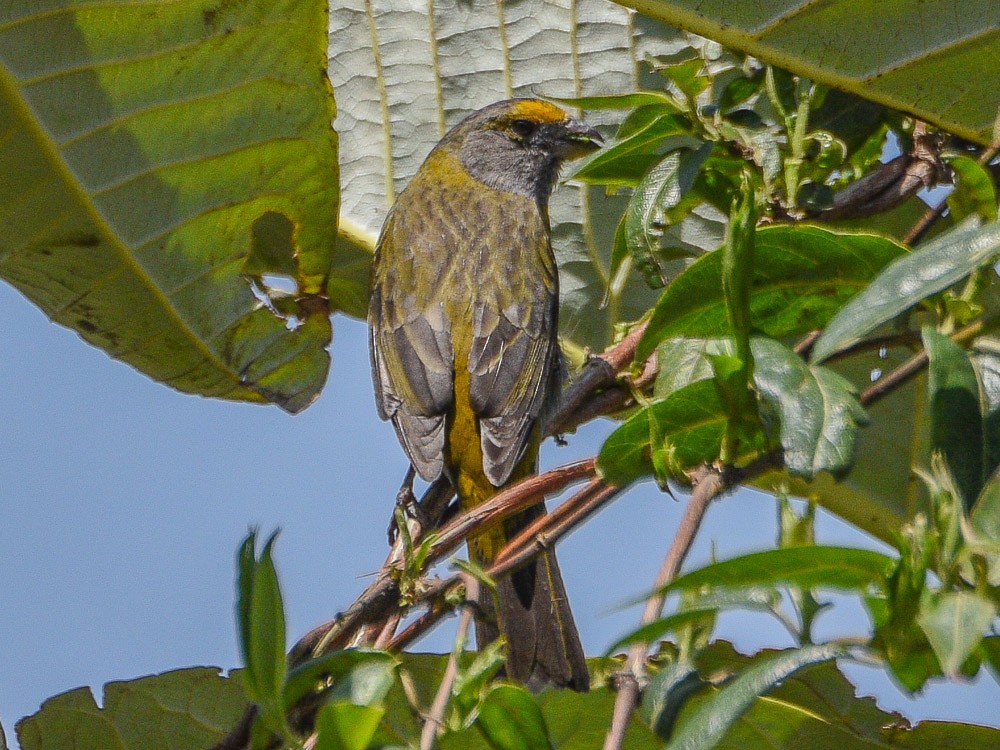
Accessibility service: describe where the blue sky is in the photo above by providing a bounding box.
[2,279,998,745]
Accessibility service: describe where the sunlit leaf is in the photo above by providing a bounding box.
[597,379,728,485]
[754,338,868,479]
[812,219,1000,363]
[638,225,906,362]
[611,0,1000,145]
[477,685,552,750]
[1,0,345,411]
[663,643,846,750]
[947,156,998,223]
[16,668,247,750]
[661,546,894,596]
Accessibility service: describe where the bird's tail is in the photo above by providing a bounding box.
[467,500,589,692]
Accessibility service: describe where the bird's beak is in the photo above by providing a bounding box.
[560,118,604,160]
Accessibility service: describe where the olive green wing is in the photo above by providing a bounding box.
[468,239,560,487]
[369,220,455,482]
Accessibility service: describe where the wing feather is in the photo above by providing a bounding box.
[369,216,455,482]
[469,257,560,486]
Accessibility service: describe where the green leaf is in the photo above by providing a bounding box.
[16,668,248,750]
[917,591,997,677]
[624,143,715,287]
[611,0,999,145]
[661,546,895,596]
[326,657,397,707]
[688,642,982,750]
[284,650,397,712]
[947,156,998,223]
[886,721,1000,749]
[315,704,385,750]
[597,379,727,485]
[662,643,845,750]
[237,531,259,699]
[754,338,868,478]
[604,609,719,656]
[923,327,984,508]
[477,685,552,750]
[541,686,662,749]
[641,656,705,741]
[653,336,868,479]
[812,218,1000,362]
[1,0,344,412]
[981,635,1000,679]
[237,531,287,731]
[972,469,1000,542]
[717,174,759,461]
[572,111,693,187]
[453,639,507,723]
[721,175,756,350]
[972,341,1000,481]
[637,225,907,362]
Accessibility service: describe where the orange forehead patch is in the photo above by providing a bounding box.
[507,99,568,124]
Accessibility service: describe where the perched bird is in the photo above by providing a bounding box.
[368,98,601,690]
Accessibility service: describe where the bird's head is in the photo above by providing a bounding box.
[442,98,603,201]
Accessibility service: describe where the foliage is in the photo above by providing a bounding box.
[4,1,1000,749]
[0,0,367,412]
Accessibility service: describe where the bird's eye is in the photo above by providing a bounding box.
[510,119,535,139]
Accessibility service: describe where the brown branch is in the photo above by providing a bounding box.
[816,123,945,222]
[419,576,478,750]
[546,321,649,436]
[858,315,995,407]
[905,142,1000,246]
[602,466,721,750]
[601,451,782,750]
[389,478,623,652]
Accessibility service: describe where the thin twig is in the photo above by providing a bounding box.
[373,612,402,649]
[859,315,994,407]
[291,460,595,663]
[420,576,478,750]
[546,321,649,436]
[390,478,623,651]
[904,142,1000,246]
[601,451,781,750]
[602,466,721,750]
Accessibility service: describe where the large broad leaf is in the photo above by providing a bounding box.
[16,668,247,750]
[0,0,355,412]
[683,642,1000,750]
[328,0,715,353]
[613,1,1000,145]
[637,225,907,361]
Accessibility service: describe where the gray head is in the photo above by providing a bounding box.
[441,98,602,202]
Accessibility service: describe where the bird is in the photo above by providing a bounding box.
[368,98,602,690]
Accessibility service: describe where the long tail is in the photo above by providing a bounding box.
[469,500,589,691]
